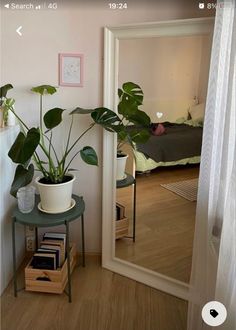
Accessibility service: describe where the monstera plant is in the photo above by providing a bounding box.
[77,82,151,180]
[7,81,150,213]
[7,85,98,213]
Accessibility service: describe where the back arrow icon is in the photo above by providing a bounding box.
[16,26,22,36]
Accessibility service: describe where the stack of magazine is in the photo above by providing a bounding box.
[31,232,66,270]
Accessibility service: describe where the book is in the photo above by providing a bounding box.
[31,253,56,270]
[43,232,66,245]
[37,248,60,268]
[43,232,66,239]
[40,242,64,267]
[43,232,66,258]
[116,202,125,220]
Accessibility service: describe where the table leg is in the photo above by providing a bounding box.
[81,213,85,267]
[133,180,136,242]
[65,221,72,303]
[35,227,38,250]
[12,217,17,297]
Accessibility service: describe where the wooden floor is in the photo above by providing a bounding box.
[116,165,199,283]
[1,256,188,330]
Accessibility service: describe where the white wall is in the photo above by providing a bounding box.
[0,126,25,294]
[0,2,213,270]
[119,35,212,122]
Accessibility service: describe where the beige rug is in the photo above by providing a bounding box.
[160,178,198,202]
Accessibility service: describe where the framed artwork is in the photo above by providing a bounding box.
[59,53,83,87]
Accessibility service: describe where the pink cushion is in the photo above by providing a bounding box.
[151,123,166,136]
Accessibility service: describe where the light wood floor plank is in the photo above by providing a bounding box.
[1,257,187,330]
[116,165,199,283]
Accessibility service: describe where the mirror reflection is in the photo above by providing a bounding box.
[115,34,212,283]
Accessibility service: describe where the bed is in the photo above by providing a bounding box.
[134,118,203,173]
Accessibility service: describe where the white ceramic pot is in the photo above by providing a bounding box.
[35,174,75,213]
[116,154,128,181]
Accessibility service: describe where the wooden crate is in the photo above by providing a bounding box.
[25,243,77,294]
[116,217,129,239]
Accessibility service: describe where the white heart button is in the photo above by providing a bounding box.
[156,112,163,119]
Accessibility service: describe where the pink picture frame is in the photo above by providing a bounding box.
[59,53,83,87]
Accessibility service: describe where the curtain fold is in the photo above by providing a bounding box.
[187,1,236,329]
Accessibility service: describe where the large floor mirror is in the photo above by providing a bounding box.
[102,18,214,299]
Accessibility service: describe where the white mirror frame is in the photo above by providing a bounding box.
[102,17,214,300]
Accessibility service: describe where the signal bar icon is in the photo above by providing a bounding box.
[4,4,10,8]
[35,5,41,10]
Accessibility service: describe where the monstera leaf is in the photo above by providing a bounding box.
[118,82,144,118]
[128,128,150,144]
[43,108,64,130]
[80,146,98,165]
[10,164,34,197]
[120,82,143,105]
[8,128,40,164]
[70,107,95,115]
[127,109,151,127]
[117,129,128,142]
[31,85,57,95]
[91,107,122,132]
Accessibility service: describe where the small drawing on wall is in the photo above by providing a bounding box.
[59,53,83,87]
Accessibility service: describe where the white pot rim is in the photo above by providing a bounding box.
[117,153,128,159]
[35,173,76,187]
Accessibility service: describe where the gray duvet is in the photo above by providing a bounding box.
[136,122,203,163]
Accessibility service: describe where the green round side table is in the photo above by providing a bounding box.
[12,194,85,303]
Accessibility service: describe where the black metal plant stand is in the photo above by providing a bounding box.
[116,173,136,242]
[12,194,85,303]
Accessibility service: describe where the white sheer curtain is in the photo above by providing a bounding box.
[188,1,236,329]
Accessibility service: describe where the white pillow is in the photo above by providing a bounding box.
[189,103,205,121]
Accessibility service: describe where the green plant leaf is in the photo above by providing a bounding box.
[108,124,126,133]
[121,82,143,105]
[10,164,34,197]
[31,85,57,95]
[127,110,151,127]
[129,129,150,143]
[118,88,123,98]
[118,82,144,117]
[70,107,95,115]
[4,98,15,107]
[0,84,13,99]
[117,130,128,141]
[80,146,98,166]
[8,128,40,164]
[91,108,121,131]
[43,108,64,129]
[67,168,79,171]
[118,94,138,117]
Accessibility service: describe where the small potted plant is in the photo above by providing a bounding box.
[0,84,15,128]
[76,82,151,180]
[7,85,98,213]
